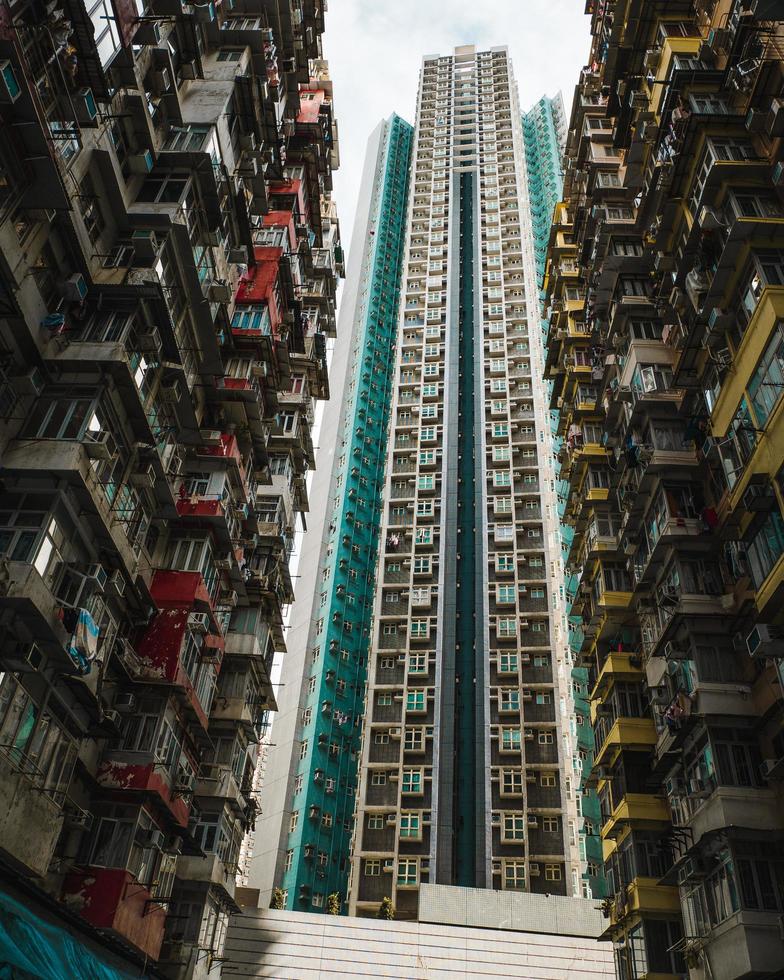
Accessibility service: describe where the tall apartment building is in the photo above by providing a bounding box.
[349,45,582,921]
[524,90,606,902]
[545,2,784,979]
[0,0,340,976]
[523,93,567,289]
[250,114,413,911]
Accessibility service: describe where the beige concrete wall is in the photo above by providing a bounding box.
[221,904,615,980]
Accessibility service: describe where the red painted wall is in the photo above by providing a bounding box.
[63,868,166,960]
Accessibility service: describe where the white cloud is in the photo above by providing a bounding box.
[322,0,591,247]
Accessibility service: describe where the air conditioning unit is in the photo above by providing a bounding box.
[86,563,108,591]
[239,132,257,152]
[83,429,113,460]
[131,229,161,263]
[103,709,121,728]
[108,569,125,596]
[527,815,538,827]
[383,859,394,872]
[179,60,198,80]
[133,20,161,45]
[192,0,216,22]
[151,67,171,94]
[238,158,258,179]
[130,464,157,488]
[175,771,195,793]
[11,367,45,397]
[158,379,181,404]
[139,327,162,352]
[529,863,540,876]
[0,59,22,103]
[63,273,88,302]
[127,149,154,175]
[74,87,98,124]
[187,611,210,633]
[747,623,784,659]
[208,281,232,303]
[228,247,248,265]
[742,481,772,512]
[114,692,137,713]
[215,558,232,570]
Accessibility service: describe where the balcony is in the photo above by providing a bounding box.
[593,716,656,767]
[96,755,191,828]
[605,875,680,930]
[588,651,643,702]
[0,745,65,878]
[62,868,166,960]
[601,792,670,840]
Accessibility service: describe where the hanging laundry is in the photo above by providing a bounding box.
[67,608,100,675]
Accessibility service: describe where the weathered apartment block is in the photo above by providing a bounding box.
[545,1,784,978]
[0,0,340,974]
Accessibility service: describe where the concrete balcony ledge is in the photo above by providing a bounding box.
[195,764,244,805]
[2,440,140,579]
[176,852,237,898]
[0,748,64,878]
[688,785,780,846]
[590,652,642,701]
[702,909,784,980]
[601,793,669,839]
[594,716,656,766]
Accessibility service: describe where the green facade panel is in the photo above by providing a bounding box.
[280,116,414,910]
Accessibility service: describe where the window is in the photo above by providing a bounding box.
[371,771,387,785]
[496,584,516,604]
[545,864,562,881]
[500,769,523,796]
[284,849,293,872]
[499,653,518,673]
[406,690,426,712]
[503,860,526,890]
[365,859,381,876]
[410,620,429,638]
[402,769,423,794]
[538,732,554,745]
[542,816,559,833]
[374,732,390,744]
[500,728,522,751]
[541,772,556,787]
[747,322,784,429]
[499,689,520,712]
[502,814,525,841]
[397,859,418,886]
[367,814,384,830]
[289,811,299,833]
[377,693,392,707]
[536,692,551,705]
[404,728,424,751]
[399,812,421,839]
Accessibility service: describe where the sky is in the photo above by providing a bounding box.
[323,0,592,249]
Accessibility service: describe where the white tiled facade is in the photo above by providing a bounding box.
[222,893,614,980]
[350,46,581,918]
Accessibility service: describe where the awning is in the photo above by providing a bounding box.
[0,889,144,980]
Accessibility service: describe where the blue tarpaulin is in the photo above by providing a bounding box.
[0,889,146,980]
